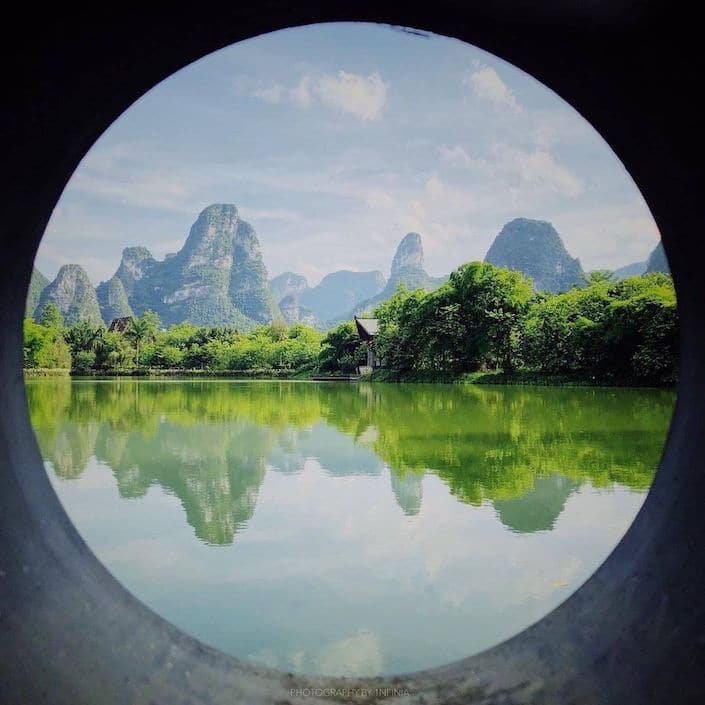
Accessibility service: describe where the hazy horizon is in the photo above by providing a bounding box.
[36,22,660,288]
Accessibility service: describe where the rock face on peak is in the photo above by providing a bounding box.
[485,218,583,293]
[180,203,239,268]
[96,276,133,324]
[109,204,277,328]
[385,232,437,293]
[278,295,319,328]
[36,264,102,326]
[270,272,309,302]
[391,232,424,277]
[26,266,49,318]
[337,233,442,322]
[645,241,670,274]
[301,270,386,323]
[115,246,156,298]
[229,219,277,323]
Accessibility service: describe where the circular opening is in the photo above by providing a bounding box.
[23,21,678,681]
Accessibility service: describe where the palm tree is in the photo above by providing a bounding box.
[64,320,102,355]
[124,317,153,367]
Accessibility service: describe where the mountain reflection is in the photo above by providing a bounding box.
[26,379,674,545]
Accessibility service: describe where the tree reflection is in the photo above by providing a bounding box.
[26,379,673,543]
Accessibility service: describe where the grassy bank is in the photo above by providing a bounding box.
[366,368,675,388]
[23,368,71,377]
[78,367,311,379]
[24,366,675,387]
[24,367,314,379]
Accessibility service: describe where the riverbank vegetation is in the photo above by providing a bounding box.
[324,263,678,387]
[23,263,678,386]
[23,303,322,376]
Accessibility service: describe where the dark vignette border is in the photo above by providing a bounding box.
[1,3,703,704]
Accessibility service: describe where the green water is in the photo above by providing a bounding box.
[26,378,675,677]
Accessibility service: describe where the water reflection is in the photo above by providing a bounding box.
[27,379,673,545]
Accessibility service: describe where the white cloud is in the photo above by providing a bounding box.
[425,176,445,198]
[364,190,396,209]
[315,71,388,121]
[531,123,557,149]
[439,145,484,169]
[312,629,384,677]
[439,142,583,201]
[466,63,522,113]
[250,84,284,104]
[69,142,210,213]
[37,240,114,285]
[238,207,306,223]
[441,142,584,202]
[514,149,584,197]
[553,201,661,271]
[289,76,313,106]
[251,71,388,121]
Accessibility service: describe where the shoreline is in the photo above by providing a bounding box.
[366,368,677,388]
[23,367,676,388]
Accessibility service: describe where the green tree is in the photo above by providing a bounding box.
[444,262,533,372]
[94,331,134,370]
[582,270,616,285]
[142,309,161,335]
[124,316,155,366]
[39,302,63,328]
[72,350,97,374]
[599,274,678,384]
[267,319,289,342]
[523,284,612,374]
[374,286,427,371]
[522,272,678,384]
[318,321,366,373]
[64,320,104,357]
[23,318,71,369]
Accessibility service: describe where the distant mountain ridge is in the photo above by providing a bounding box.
[96,276,133,322]
[26,267,49,319]
[119,204,277,328]
[270,272,308,302]
[27,205,668,328]
[339,232,446,323]
[645,241,670,274]
[613,261,646,278]
[303,270,386,322]
[278,295,319,327]
[35,264,102,326]
[270,270,385,327]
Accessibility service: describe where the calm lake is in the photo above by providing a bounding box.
[26,378,675,677]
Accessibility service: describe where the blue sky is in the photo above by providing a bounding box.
[37,22,660,286]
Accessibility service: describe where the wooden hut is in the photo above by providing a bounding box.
[108,316,133,332]
[354,316,382,372]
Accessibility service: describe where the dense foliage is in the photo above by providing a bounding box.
[23,316,71,369]
[374,263,534,374]
[321,262,678,386]
[522,271,677,384]
[23,308,322,374]
[318,321,368,373]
